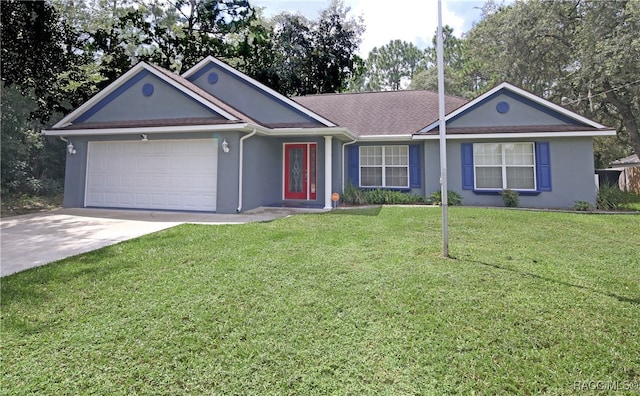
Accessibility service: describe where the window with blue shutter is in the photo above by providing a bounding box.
[409,144,421,188]
[347,145,359,186]
[461,143,474,190]
[535,142,552,191]
[461,142,551,193]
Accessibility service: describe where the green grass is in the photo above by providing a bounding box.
[2,207,639,395]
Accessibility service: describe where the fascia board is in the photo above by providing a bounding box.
[42,123,252,136]
[412,129,617,140]
[183,56,337,127]
[357,135,414,142]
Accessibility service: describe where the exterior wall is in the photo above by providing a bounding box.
[188,64,322,125]
[79,71,223,124]
[62,131,243,214]
[449,92,573,128]
[424,137,597,208]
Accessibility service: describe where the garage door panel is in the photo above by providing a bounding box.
[86,140,217,211]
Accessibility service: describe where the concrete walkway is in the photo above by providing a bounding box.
[1,207,324,277]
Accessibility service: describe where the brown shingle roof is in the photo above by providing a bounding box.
[292,90,468,136]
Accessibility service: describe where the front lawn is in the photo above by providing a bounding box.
[2,207,639,394]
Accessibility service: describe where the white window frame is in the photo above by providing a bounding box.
[359,145,410,188]
[473,142,537,191]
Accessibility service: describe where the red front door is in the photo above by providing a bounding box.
[284,143,317,200]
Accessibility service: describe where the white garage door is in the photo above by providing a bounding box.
[86,139,218,211]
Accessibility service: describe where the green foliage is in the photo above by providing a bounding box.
[2,208,639,394]
[426,190,463,206]
[463,0,639,160]
[572,200,593,212]
[267,1,364,95]
[341,183,367,205]
[597,184,640,210]
[359,39,426,91]
[341,184,424,205]
[501,189,520,207]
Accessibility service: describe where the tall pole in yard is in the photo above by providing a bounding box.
[437,0,449,257]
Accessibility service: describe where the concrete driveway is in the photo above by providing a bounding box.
[1,207,321,277]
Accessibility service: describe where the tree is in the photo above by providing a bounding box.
[1,0,79,194]
[463,0,640,165]
[409,25,471,97]
[266,0,364,96]
[360,40,426,91]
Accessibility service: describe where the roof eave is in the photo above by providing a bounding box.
[412,129,617,140]
[42,123,253,136]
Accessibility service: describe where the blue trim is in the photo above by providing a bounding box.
[347,145,359,186]
[187,62,215,82]
[75,70,149,123]
[496,101,510,113]
[409,144,421,188]
[447,89,580,126]
[188,62,323,124]
[472,190,541,196]
[535,141,552,191]
[207,72,219,84]
[142,83,154,97]
[74,70,223,124]
[461,143,474,190]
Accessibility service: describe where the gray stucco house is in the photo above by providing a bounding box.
[44,56,616,213]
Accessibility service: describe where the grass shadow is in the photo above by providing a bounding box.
[328,206,383,216]
[471,259,640,305]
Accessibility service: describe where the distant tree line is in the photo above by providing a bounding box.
[1,0,637,197]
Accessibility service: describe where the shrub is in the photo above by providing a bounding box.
[363,189,425,205]
[342,183,367,205]
[341,184,425,205]
[426,190,463,206]
[596,183,638,210]
[501,189,519,207]
[573,200,593,211]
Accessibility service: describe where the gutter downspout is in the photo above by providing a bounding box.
[237,129,257,213]
[341,138,357,191]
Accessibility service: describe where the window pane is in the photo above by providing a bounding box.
[361,167,382,186]
[385,146,408,166]
[361,146,382,166]
[475,167,502,188]
[505,143,534,165]
[506,167,535,189]
[474,143,502,165]
[385,167,408,187]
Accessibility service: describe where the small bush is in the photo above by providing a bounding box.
[341,184,425,205]
[573,200,593,211]
[501,189,519,207]
[342,183,367,205]
[597,184,638,210]
[427,190,463,206]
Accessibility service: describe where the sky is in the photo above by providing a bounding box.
[250,0,490,57]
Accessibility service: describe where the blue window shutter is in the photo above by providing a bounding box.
[536,142,552,191]
[461,143,474,190]
[409,144,421,188]
[348,145,359,186]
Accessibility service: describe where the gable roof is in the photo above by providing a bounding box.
[293,90,468,139]
[416,82,615,138]
[51,62,246,130]
[183,56,336,127]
